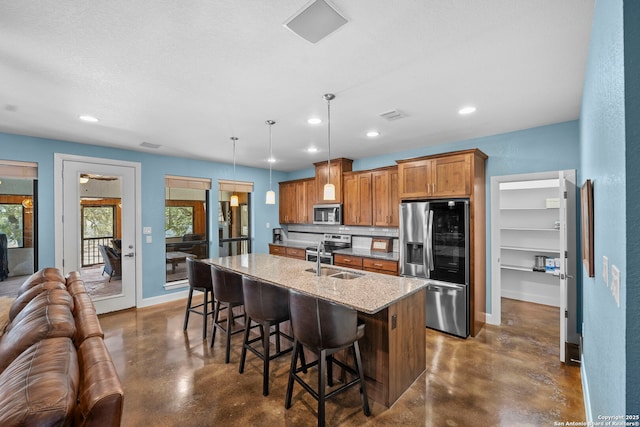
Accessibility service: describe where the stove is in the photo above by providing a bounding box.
[305,234,351,265]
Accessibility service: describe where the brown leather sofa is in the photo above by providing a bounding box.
[0,268,124,426]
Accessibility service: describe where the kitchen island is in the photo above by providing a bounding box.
[206,253,427,407]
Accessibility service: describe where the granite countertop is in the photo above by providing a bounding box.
[205,254,426,314]
[332,247,400,262]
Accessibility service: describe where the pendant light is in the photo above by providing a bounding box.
[323,93,336,201]
[230,136,239,207]
[265,120,276,205]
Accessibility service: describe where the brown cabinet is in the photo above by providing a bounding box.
[268,244,306,260]
[397,150,479,199]
[363,258,398,276]
[279,178,315,224]
[371,166,400,227]
[314,158,353,204]
[343,171,372,226]
[334,254,399,276]
[334,254,364,269]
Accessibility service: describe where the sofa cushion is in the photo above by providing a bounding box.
[0,337,79,427]
[66,274,88,297]
[17,267,65,295]
[75,336,124,427]
[0,303,76,372]
[9,284,72,322]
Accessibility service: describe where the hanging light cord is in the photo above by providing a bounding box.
[323,93,335,186]
[268,122,273,189]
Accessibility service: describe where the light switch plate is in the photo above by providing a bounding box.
[611,265,620,307]
[603,256,609,286]
[143,227,152,235]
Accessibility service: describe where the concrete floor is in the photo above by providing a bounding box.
[98,297,585,426]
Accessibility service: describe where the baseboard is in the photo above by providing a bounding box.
[139,289,190,308]
[485,311,500,326]
[581,353,592,423]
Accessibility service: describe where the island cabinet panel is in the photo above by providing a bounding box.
[358,288,426,407]
[314,158,353,204]
[343,171,372,226]
[371,167,400,227]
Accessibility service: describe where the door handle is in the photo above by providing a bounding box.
[124,252,135,258]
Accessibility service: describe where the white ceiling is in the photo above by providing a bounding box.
[0,0,594,172]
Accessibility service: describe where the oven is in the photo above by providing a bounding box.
[305,233,351,266]
[305,250,333,265]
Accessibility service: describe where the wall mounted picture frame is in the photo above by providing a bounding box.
[581,179,594,277]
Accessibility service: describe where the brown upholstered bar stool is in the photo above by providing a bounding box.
[285,290,371,427]
[183,257,214,339]
[210,265,246,363]
[239,276,295,396]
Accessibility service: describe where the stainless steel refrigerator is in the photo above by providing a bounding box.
[399,199,470,337]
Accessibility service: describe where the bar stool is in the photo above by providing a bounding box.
[239,276,295,396]
[183,257,214,339]
[210,265,246,363]
[285,290,371,427]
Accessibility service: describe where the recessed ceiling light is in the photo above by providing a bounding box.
[268,157,276,163]
[307,118,322,125]
[458,106,477,115]
[79,115,99,122]
[307,147,318,153]
[366,131,380,138]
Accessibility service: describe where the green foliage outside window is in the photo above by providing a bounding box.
[165,206,194,237]
[83,206,114,238]
[0,204,24,248]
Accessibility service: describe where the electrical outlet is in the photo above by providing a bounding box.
[146,235,152,243]
[603,256,609,286]
[611,265,620,307]
[266,222,270,228]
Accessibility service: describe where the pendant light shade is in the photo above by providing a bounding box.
[265,120,276,205]
[230,136,239,207]
[323,93,335,201]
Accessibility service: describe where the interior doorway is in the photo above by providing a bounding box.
[490,169,577,363]
[0,160,38,296]
[55,154,141,314]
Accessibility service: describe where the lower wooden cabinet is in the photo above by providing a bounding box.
[269,244,306,260]
[334,253,398,276]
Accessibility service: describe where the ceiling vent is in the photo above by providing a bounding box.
[284,0,348,44]
[379,110,408,121]
[140,142,161,149]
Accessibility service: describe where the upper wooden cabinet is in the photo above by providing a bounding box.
[279,178,315,224]
[371,166,400,227]
[397,149,487,199]
[343,171,372,226]
[314,158,353,204]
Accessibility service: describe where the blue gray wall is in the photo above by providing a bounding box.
[580,0,639,418]
[0,132,286,299]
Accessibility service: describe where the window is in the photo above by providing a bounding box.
[0,203,24,248]
[82,206,115,239]
[165,206,194,237]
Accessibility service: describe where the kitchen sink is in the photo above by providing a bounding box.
[305,267,364,280]
[329,271,364,280]
[305,267,342,276]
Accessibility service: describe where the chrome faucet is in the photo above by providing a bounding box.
[316,241,324,276]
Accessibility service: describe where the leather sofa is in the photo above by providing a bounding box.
[0,268,124,426]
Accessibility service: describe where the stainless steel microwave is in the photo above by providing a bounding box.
[313,204,342,225]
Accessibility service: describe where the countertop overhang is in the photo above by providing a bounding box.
[204,253,426,314]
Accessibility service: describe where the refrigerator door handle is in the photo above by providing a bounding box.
[422,210,429,274]
[427,210,434,271]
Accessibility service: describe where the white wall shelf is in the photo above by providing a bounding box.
[498,178,562,307]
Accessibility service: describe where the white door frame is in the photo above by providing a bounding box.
[54,153,142,309]
[490,169,576,362]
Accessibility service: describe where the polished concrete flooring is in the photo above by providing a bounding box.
[98,297,585,426]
